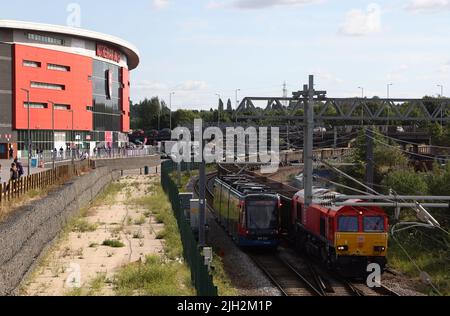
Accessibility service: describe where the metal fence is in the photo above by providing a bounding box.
[161,160,218,296]
[21,147,157,167]
[0,161,90,206]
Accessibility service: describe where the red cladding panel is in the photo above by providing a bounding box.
[121,67,130,133]
[14,44,93,131]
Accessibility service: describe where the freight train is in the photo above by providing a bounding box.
[213,175,281,248]
[281,188,388,275]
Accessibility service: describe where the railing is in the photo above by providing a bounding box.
[21,147,157,166]
[0,161,89,206]
[161,160,218,296]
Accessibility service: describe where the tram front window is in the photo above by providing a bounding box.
[246,199,278,230]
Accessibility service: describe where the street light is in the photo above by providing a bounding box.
[387,83,393,127]
[169,92,175,130]
[358,87,364,125]
[437,85,444,126]
[48,101,56,169]
[216,93,221,126]
[387,83,393,99]
[68,110,74,165]
[21,88,31,176]
[437,84,444,98]
[358,87,364,98]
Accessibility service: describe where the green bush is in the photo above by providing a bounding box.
[102,239,125,248]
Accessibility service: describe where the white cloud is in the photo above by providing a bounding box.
[152,0,169,10]
[339,3,382,36]
[134,80,168,91]
[207,0,321,9]
[206,1,227,9]
[179,80,209,91]
[234,0,320,9]
[406,0,450,13]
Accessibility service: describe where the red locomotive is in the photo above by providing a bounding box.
[283,188,389,275]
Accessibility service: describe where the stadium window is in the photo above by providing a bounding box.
[54,104,71,110]
[47,63,71,72]
[24,102,48,109]
[23,60,41,68]
[27,33,64,46]
[31,81,65,91]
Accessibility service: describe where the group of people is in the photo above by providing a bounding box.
[0,158,24,184]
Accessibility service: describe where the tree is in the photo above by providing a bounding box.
[382,170,428,195]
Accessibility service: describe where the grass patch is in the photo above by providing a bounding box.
[91,182,125,207]
[102,239,125,248]
[208,251,238,296]
[87,273,107,295]
[133,187,183,260]
[388,228,450,296]
[72,219,98,233]
[114,255,194,296]
[134,215,146,226]
[65,287,83,296]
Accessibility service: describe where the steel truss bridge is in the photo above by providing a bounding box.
[235,97,450,123]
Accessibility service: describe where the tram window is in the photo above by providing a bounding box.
[247,200,278,230]
[364,216,385,232]
[338,216,358,232]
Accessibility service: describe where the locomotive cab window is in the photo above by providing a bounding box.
[246,199,278,230]
[338,216,358,232]
[363,216,385,232]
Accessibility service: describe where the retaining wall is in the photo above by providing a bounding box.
[91,155,161,171]
[0,167,120,295]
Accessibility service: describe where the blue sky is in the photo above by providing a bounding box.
[1,0,450,110]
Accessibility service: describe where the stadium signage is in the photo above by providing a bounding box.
[96,44,121,63]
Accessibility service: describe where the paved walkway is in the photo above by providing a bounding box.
[0,159,48,183]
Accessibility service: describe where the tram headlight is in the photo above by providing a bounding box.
[374,246,386,252]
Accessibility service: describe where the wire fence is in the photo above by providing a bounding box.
[161,160,218,296]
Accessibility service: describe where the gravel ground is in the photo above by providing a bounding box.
[187,178,282,297]
[381,269,427,296]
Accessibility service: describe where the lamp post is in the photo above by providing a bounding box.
[169,92,175,130]
[216,93,221,126]
[437,85,444,126]
[69,110,74,165]
[358,87,364,98]
[437,84,443,98]
[358,87,364,125]
[48,101,56,169]
[21,88,31,176]
[235,89,241,110]
[387,83,393,127]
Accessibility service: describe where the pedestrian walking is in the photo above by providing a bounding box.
[14,158,24,178]
[10,163,19,181]
[9,145,14,160]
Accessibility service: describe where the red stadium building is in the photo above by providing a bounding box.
[0,20,140,159]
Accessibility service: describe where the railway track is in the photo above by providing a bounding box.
[195,166,401,297]
[248,253,325,296]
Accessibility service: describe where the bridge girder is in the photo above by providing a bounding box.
[235,97,450,122]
